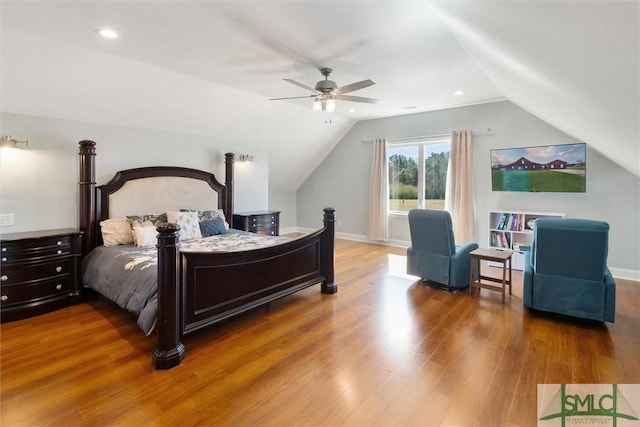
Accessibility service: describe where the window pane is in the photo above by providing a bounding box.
[424,143,449,210]
[388,146,418,212]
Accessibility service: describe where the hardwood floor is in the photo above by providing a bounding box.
[2,239,639,426]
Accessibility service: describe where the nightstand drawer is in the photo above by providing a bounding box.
[233,211,280,236]
[0,228,82,322]
[1,236,72,263]
[249,215,278,226]
[1,258,70,285]
[1,277,70,306]
[251,228,278,236]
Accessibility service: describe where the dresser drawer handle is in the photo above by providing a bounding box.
[56,284,63,291]
[1,295,7,302]
[57,241,62,246]
[56,266,63,273]
[57,250,63,255]
[1,257,6,262]
[1,275,7,282]
[1,247,6,252]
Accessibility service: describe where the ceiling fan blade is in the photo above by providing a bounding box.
[335,94,379,104]
[283,79,320,94]
[269,95,316,101]
[336,79,375,95]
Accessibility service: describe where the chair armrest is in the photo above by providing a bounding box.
[452,242,479,260]
[604,268,616,287]
[603,267,616,322]
[523,251,534,307]
[450,243,479,287]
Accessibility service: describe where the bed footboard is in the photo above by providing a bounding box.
[152,208,337,370]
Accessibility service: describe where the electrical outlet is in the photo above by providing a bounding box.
[0,214,15,226]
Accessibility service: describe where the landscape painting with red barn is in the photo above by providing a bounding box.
[490,143,586,192]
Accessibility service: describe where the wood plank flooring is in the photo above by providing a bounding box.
[2,239,639,426]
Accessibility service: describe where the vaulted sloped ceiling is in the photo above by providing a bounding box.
[430,2,639,177]
[1,1,638,191]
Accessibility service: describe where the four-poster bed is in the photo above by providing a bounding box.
[77,140,337,370]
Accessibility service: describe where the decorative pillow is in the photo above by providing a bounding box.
[167,211,202,241]
[180,208,230,231]
[100,218,134,247]
[199,217,228,237]
[132,225,157,248]
[127,220,153,245]
[126,213,167,227]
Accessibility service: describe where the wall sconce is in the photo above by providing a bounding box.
[238,154,254,162]
[1,136,29,149]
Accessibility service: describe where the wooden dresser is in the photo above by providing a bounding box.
[233,211,280,236]
[0,228,83,322]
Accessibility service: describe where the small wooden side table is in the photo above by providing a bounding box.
[469,248,512,302]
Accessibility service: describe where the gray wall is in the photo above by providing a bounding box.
[297,101,640,277]
[0,113,270,233]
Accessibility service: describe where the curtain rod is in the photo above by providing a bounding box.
[360,128,492,144]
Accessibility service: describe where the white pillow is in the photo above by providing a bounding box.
[167,211,202,241]
[216,209,230,231]
[100,218,134,247]
[132,225,157,248]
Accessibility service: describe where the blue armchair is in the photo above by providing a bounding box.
[523,218,616,322]
[406,209,478,290]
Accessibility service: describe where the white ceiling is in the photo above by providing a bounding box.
[1,1,638,189]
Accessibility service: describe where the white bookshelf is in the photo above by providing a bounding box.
[488,210,564,270]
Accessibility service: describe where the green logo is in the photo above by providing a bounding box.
[539,384,639,426]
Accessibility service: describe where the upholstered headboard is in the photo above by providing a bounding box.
[106,176,220,218]
[79,140,235,255]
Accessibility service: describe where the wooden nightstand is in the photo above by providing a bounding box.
[233,211,280,236]
[1,228,83,322]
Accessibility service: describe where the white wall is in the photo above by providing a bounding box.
[268,190,297,232]
[1,27,354,194]
[0,113,269,233]
[297,101,640,278]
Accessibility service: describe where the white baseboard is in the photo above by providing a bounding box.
[289,227,640,283]
[292,227,409,248]
[609,267,640,281]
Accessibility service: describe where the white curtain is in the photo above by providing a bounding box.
[367,138,389,241]
[445,130,475,244]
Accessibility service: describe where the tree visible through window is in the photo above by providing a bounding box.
[388,141,450,212]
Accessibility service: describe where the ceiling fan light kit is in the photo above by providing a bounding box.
[271,67,377,112]
[313,95,336,112]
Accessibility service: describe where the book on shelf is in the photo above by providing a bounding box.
[494,212,525,231]
[513,241,532,252]
[495,213,506,230]
[491,231,511,249]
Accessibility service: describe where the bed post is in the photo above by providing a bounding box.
[321,207,338,294]
[78,140,97,256]
[225,153,234,226]
[153,223,185,370]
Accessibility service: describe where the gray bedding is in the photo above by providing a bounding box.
[81,229,291,335]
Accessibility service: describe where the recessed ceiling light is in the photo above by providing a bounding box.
[454,90,464,96]
[401,106,417,110]
[97,28,118,39]
[347,108,356,113]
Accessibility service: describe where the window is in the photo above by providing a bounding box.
[388,140,450,212]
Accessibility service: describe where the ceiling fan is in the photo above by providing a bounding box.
[270,68,377,112]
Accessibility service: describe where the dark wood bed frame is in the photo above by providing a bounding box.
[78,140,337,369]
